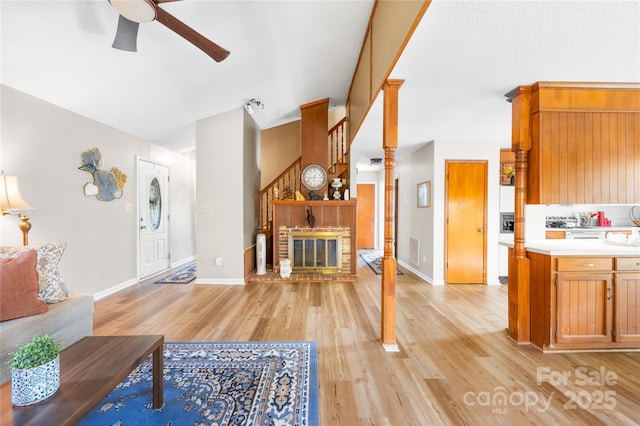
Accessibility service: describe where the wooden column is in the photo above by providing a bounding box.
[506,86,532,343]
[380,79,403,351]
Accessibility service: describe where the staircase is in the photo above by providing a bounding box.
[260,117,348,229]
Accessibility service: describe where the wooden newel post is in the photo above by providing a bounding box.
[380,79,403,351]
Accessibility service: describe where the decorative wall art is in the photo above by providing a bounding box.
[417,181,430,208]
[79,148,127,202]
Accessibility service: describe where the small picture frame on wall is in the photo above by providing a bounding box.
[417,181,430,208]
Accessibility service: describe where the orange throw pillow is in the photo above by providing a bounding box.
[0,249,48,321]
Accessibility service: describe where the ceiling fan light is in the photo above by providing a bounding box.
[109,0,156,23]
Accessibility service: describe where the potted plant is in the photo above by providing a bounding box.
[10,335,61,406]
[502,164,516,185]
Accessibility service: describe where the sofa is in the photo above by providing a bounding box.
[0,242,94,384]
[0,294,94,383]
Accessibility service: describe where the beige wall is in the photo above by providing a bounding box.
[261,105,346,189]
[260,121,301,189]
[0,85,197,297]
[196,108,260,284]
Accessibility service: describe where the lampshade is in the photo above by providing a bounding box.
[0,174,33,213]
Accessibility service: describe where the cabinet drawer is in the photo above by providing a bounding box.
[616,257,640,271]
[546,230,566,239]
[556,257,612,272]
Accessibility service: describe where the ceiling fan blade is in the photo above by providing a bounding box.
[154,6,230,62]
[112,14,139,52]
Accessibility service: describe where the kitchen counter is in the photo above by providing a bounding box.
[499,239,640,256]
[545,226,636,232]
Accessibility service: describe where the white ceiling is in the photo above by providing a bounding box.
[1,0,373,151]
[352,0,640,170]
[2,1,639,166]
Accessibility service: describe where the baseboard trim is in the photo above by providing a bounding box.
[93,278,139,301]
[397,260,443,285]
[172,255,196,270]
[195,279,245,285]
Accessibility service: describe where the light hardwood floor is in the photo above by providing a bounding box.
[93,257,640,425]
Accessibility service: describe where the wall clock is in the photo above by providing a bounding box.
[301,164,327,191]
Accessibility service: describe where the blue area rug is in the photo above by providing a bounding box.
[154,264,196,284]
[360,253,404,275]
[78,341,318,425]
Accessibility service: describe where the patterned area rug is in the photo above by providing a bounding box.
[154,264,196,284]
[78,341,318,426]
[360,253,404,275]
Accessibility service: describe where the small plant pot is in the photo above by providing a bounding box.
[11,355,60,406]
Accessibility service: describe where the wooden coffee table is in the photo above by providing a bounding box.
[0,335,164,426]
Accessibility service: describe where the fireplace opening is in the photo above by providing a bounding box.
[288,232,343,272]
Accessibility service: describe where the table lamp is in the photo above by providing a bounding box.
[0,171,34,246]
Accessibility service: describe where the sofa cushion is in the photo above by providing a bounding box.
[0,242,67,303]
[0,249,48,321]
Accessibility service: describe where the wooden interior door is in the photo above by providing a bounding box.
[445,161,487,283]
[357,183,375,249]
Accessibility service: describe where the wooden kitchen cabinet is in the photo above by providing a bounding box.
[614,257,640,343]
[529,252,640,351]
[556,272,612,346]
[508,82,640,205]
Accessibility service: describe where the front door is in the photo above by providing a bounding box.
[445,161,487,284]
[138,159,170,278]
[357,183,376,249]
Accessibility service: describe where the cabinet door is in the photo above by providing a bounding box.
[614,273,640,343]
[556,273,612,345]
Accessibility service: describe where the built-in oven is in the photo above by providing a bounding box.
[500,212,514,233]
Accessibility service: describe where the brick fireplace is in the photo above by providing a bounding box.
[272,200,357,275]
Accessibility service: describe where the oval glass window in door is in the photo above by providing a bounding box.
[149,177,162,230]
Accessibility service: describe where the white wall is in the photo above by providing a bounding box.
[0,85,197,296]
[394,140,502,285]
[195,108,260,284]
[396,143,436,282]
[243,109,261,248]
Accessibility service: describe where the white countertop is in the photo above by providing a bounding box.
[545,226,635,232]
[499,239,640,256]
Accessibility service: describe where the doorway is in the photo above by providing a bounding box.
[357,183,376,249]
[445,161,487,284]
[138,159,170,278]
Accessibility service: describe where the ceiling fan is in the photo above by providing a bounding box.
[109,0,230,62]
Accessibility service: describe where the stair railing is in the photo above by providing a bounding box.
[328,117,348,172]
[260,117,348,229]
[259,158,301,229]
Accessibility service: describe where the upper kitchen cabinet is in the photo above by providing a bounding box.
[507,82,640,204]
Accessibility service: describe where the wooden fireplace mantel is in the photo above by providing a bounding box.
[272,199,357,274]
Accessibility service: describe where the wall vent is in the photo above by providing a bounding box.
[409,236,420,266]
